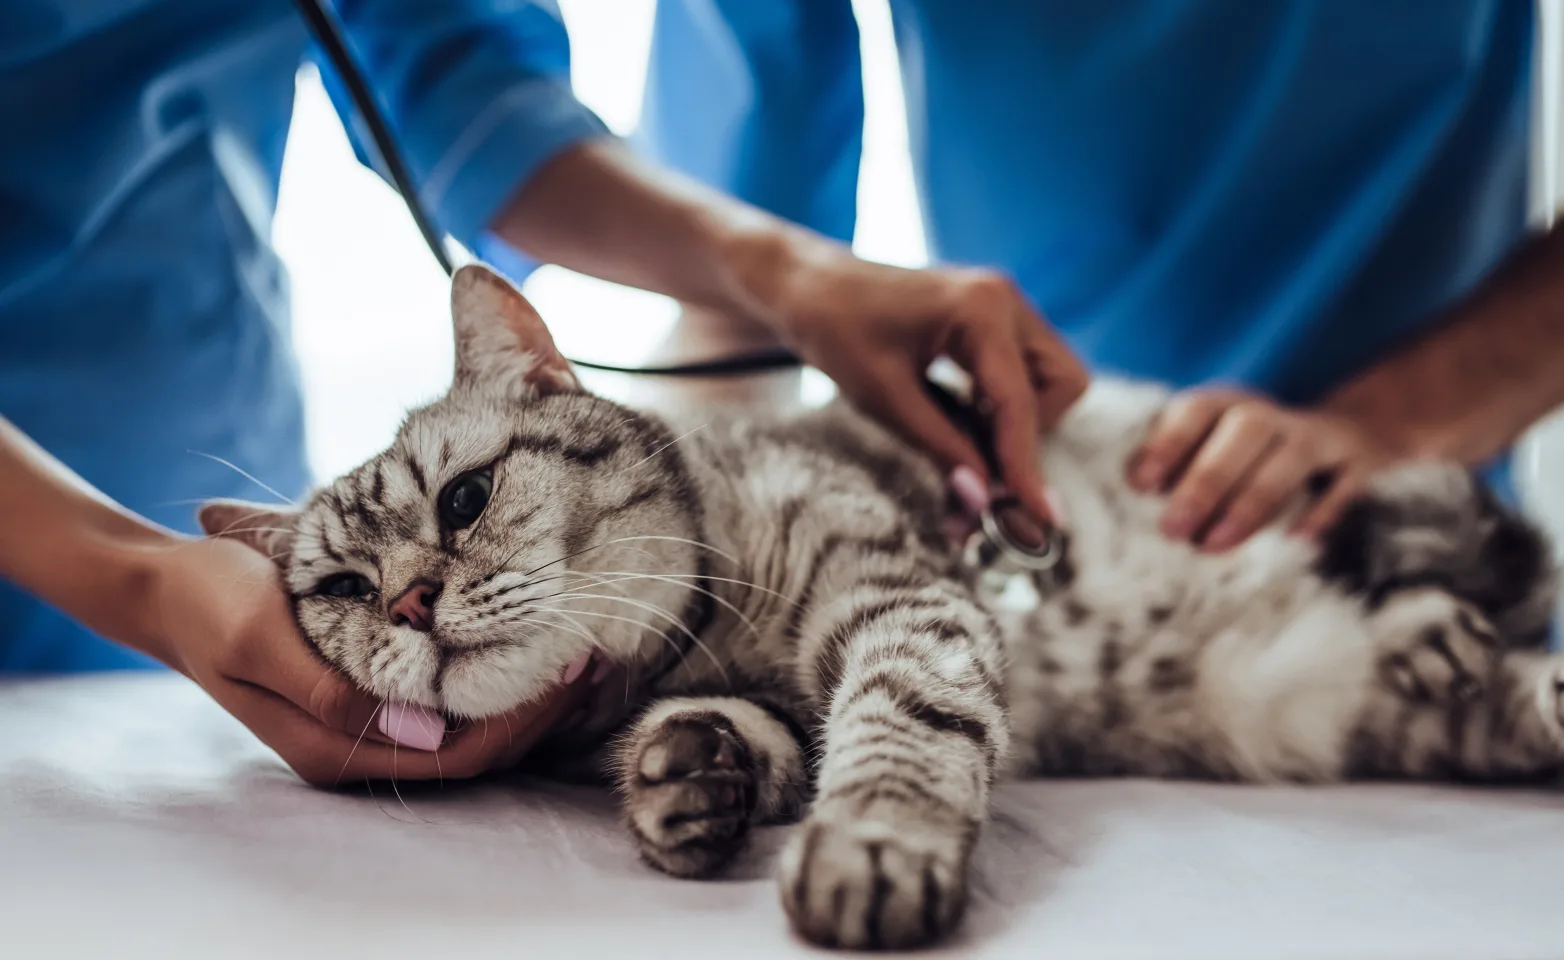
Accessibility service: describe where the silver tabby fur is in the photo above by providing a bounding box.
[203,265,1564,951]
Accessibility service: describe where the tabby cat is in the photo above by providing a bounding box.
[202,264,1562,951]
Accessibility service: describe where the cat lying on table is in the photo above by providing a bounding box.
[202,264,1559,951]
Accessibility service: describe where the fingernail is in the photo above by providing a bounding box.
[1162,503,1198,540]
[561,651,592,685]
[377,701,446,751]
[949,466,990,516]
[1043,487,1069,529]
[590,658,614,685]
[1202,522,1238,552]
[1134,456,1163,490]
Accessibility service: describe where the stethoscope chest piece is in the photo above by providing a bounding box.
[963,496,1070,597]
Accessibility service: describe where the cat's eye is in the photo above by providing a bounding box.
[440,469,493,530]
[316,573,376,600]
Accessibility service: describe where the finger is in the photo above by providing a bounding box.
[854,364,991,487]
[1132,393,1232,492]
[238,660,600,787]
[1199,436,1314,551]
[217,679,432,787]
[224,618,396,748]
[1160,411,1279,542]
[1293,467,1370,541]
[968,327,1052,525]
[1021,319,1089,433]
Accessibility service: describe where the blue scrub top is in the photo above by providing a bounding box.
[0,0,606,672]
[640,1,1534,475]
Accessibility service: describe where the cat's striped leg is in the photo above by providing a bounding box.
[617,696,808,877]
[1350,590,1564,781]
[779,574,1009,950]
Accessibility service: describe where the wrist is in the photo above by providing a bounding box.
[709,215,839,339]
[98,523,191,668]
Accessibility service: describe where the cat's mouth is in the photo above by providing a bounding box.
[431,635,511,676]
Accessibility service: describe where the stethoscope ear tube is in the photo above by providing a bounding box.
[292,0,807,377]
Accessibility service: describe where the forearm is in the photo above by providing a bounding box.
[1322,225,1564,465]
[490,139,833,334]
[0,418,181,662]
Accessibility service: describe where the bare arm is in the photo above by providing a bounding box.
[0,417,173,660]
[493,140,1088,525]
[1322,224,1564,466]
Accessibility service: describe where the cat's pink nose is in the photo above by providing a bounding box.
[389,579,441,632]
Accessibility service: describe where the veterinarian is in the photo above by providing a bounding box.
[0,1,1084,783]
[641,1,1564,552]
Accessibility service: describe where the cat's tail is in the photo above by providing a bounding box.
[1315,462,1558,647]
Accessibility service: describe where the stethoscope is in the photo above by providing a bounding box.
[291,0,1068,587]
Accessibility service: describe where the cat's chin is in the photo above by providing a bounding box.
[433,644,564,720]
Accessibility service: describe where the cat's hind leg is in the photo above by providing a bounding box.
[1351,590,1564,781]
[617,697,808,877]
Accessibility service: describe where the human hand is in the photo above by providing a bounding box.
[749,244,1087,526]
[1130,388,1388,551]
[146,536,592,787]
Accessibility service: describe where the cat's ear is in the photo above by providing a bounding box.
[199,499,298,567]
[450,262,581,398]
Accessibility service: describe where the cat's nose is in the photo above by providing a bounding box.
[389,579,442,632]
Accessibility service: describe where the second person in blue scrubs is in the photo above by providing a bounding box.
[640,0,1564,548]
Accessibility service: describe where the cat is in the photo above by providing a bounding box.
[201,263,1562,951]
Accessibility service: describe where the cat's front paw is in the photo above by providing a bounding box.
[778,815,972,951]
[624,714,757,877]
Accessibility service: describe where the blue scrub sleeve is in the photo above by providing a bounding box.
[315,0,611,251]
[638,0,865,245]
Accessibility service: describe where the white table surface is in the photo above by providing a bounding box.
[3,673,1562,959]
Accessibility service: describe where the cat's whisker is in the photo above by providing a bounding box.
[626,422,709,471]
[530,592,730,684]
[558,569,766,642]
[517,603,721,683]
[501,533,738,586]
[591,569,800,607]
[185,450,296,505]
[335,701,389,788]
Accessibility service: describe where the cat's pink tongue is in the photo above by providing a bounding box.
[376,701,446,751]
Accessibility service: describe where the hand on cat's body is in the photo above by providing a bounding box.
[758,253,1088,528]
[148,536,595,787]
[1131,388,1387,551]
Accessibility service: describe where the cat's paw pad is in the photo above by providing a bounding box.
[778,816,970,951]
[1374,591,1497,705]
[624,715,756,877]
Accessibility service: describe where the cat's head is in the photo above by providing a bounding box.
[200,264,704,718]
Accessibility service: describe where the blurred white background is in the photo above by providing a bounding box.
[275,0,1564,558]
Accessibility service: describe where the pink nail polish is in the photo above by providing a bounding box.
[561,651,592,685]
[1202,523,1236,552]
[377,701,446,751]
[949,466,990,516]
[1162,504,1197,540]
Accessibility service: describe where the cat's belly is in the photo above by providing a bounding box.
[1002,468,1377,782]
